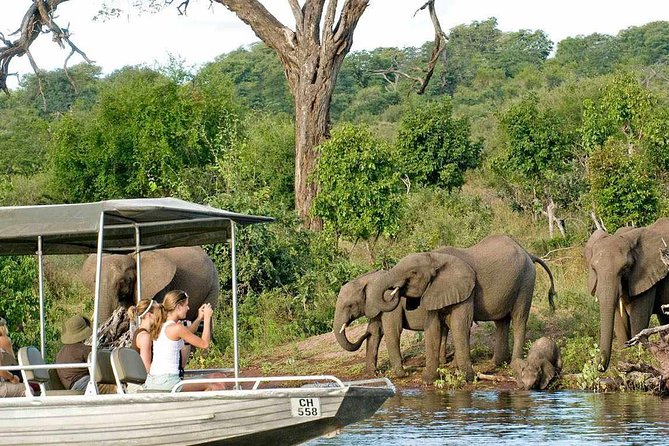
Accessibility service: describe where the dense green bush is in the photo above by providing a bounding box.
[313,123,404,242]
[0,256,40,349]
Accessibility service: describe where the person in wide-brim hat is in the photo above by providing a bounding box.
[60,315,92,345]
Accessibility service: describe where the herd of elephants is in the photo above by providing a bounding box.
[81,218,669,390]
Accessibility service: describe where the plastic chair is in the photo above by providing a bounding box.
[110,347,148,393]
[17,346,84,396]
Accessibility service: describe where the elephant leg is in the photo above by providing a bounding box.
[439,323,450,365]
[509,281,534,363]
[422,311,442,383]
[440,302,474,383]
[492,317,511,366]
[629,289,656,338]
[382,309,406,377]
[365,319,383,376]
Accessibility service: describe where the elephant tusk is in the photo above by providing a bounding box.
[620,299,624,318]
[339,323,347,334]
[594,295,598,303]
[390,287,399,297]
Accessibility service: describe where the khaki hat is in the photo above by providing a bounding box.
[61,315,92,344]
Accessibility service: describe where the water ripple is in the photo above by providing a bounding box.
[308,390,669,445]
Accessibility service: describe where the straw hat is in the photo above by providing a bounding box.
[61,315,92,344]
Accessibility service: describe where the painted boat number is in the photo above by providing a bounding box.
[290,398,321,417]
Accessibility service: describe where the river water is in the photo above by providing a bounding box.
[308,389,669,445]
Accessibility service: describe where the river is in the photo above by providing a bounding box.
[308,389,669,445]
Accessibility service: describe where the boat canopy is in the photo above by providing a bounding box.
[0,198,274,255]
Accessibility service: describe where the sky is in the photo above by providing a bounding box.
[2,0,668,89]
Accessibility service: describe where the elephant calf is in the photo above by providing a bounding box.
[334,271,448,378]
[512,337,561,390]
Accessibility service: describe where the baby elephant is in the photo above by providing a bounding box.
[512,337,562,390]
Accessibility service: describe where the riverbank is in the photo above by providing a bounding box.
[245,323,525,391]
[244,322,669,394]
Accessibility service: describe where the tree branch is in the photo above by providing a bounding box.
[414,0,447,94]
[215,0,298,68]
[0,0,95,95]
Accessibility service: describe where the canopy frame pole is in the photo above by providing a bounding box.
[86,211,106,396]
[37,236,46,359]
[134,224,142,304]
[231,221,240,386]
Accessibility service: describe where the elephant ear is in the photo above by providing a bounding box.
[422,253,475,311]
[81,254,99,291]
[135,251,177,300]
[584,230,608,296]
[587,266,598,297]
[626,227,669,297]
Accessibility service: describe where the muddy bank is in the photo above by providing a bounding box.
[244,323,669,394]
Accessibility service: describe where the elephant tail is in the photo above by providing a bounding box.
[530,254,556,312]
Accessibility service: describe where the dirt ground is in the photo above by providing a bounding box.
[244,323,519,391]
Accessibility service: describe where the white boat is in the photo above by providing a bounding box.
[0,198,395,445]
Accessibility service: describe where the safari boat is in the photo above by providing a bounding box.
[0,198,394,445]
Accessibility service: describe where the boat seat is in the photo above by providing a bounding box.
[88,349,118,394]
[17,346,84,396]
[110,347,148,393]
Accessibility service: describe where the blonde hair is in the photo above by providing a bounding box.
[161,290,189,314]
[0,318,8,338]
[128,299,163,340]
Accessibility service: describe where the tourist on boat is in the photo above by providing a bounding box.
[55,315,92,391]
[0,317,21,382]
[0,374,24,397]
[128,298,162,371]
[143,290,213,391]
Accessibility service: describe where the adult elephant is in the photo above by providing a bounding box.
[366,235,556,383]
[584,218,669,371]
[334,271,448,378]
[81,246,220,323]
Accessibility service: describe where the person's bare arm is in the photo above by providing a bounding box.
[136,332,153,372]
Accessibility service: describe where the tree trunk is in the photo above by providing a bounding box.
[293,70,336,230]
[218,0,370,229]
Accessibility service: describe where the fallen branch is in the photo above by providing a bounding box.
[476,373,515,383]
[625,323,669,347]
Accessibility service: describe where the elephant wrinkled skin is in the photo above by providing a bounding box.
[334,271,448,377]
[366,235,556,383]
[512,337,561,390]
[81,246,219,323]
[584,218,669,371]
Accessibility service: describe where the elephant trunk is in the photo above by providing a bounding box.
[333,312,370,352]
[366,272,402,316]
[597,284,620,372]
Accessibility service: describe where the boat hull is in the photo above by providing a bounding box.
[0,385,393,445]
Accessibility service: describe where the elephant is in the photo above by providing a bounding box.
[366,235,556,383]
[512,337,561,390]
[81,246,220,323]
[334,270,448,378]
[584,218,669,371]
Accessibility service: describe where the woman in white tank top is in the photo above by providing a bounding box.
[143,290,213,391]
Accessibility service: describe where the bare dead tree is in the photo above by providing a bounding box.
[0,0,93,95]
[369,1,447,95]
[414,0,447,95]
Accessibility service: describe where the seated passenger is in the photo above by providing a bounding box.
[0,317,21,382]
[143,290,214,392]
[55,315,92,391]
[128,299,161,372]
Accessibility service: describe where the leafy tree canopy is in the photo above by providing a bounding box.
[396,98,482,191]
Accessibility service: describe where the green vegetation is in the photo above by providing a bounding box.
[2,19,669,387]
